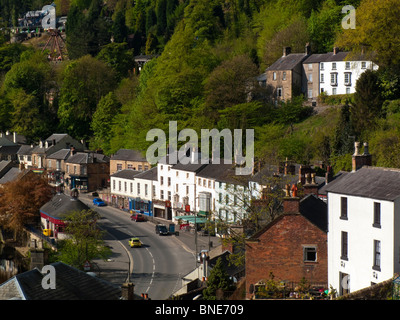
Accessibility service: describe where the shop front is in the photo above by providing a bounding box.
[129,197,153,217]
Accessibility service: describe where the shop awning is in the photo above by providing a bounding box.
[175,215,209,224]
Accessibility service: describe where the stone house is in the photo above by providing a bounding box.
[245,192,328,299]
[265,44,311,103]
[110,149,151,175]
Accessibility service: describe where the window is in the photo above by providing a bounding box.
[124,181,127,192]
[320,62,324,70]
[361,61,366,69]
[330,73,338,86]
[346,87,351,94]
[168,191,171,201]
[340,197,348,220]
[138,165,142,171]
[320,73,324,83]
[137,183,140,195]
[152,185,156,197]
[144,184,148,196]
[130,182,133,193]
[308,73,312,82]
[127,164,133,170]
[341,231,348,260]
[219,193,222,202]
[332,88,337,95]
[345,61,350,70]
[186,186,189,195]
[117,164,122,171]
[118,181,121,191]
[308,89,313,99]
[168,177,171,186]
[160,190,164,199]
[308,63,313,70]
[344,72,351,85]
[282,72,286,80]
[186,173,189,179]
[304,247,317,262]
[48,160,52,168]
[273,72,276,80]
[160,176,164,185]
[373,240,381,271]
[144,166,149,171]
[277,87,282,98]
[332,62,337,70]
[198,178,201,185]
[113,180,115,191]
[176,184,179,192]
[373,202,381,228]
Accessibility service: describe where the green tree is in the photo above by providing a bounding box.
[90,92,122,153]
[56,209,111,270]
[96,42,136,80]
[335,0,400,67]
[58,55,117,140]
[202,257,234,300]
[351,69,383,137]
[112,10,128,43]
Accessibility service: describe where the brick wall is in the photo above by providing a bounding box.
[245,214,327,299]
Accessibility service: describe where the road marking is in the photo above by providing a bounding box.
[145,247,156,293]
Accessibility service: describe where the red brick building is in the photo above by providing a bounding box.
[245,192,327,299]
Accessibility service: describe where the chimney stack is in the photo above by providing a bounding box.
[283,184,300,213]
[305,43,311,55]
[121,282,135,300]
[304,172,319,196]
[283,46,291,57]
[352,141,372,171]
[333,47,340,55]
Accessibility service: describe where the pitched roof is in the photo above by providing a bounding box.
[303,51,371,64]
[40,193,90,220]
[111,149,147,162]
[17,144,35,155]
[0,167,23,184]
[134,166,158,181]
[324,166,400,201]
[111,169,142,180]
[266,53,309,71]
[249,194,327,239]
[46,148,71,160]
[65,152,110,164]
[0,262,121,300]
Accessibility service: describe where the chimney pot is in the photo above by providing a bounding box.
[363,142,370,155]
[333,47,339,55]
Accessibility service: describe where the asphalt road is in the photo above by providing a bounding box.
[80,195,195,300]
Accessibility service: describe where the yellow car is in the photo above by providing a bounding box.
[129,237,142,248]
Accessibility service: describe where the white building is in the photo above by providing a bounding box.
[303,48,378,101]
[325,157,400,295]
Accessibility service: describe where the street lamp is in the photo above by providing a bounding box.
[183,182,198,269]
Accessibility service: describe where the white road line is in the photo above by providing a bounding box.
[145,247,156,293]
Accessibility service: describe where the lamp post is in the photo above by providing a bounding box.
[183,182,198,269]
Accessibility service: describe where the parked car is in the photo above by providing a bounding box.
[131,213,145,222]
[129,237,142,248]
[155,224,169,236]
[93,198,106,206]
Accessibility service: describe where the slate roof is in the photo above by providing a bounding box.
[0,167,22,184]
[111,169,142,180]
[266,53,309,71]
[324,166,400,201]
[17,144,35,156]
[249,194,327,239]
[111,149,147,162]
[66,152,110,164]
[303,51,371,64]
[46,148,71,160]
[0,262,121,300]
[40,193,90,220]
[134,166,158,181]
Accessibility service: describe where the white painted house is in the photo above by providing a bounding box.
[325,162,400,296]
[303,48,378,101]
